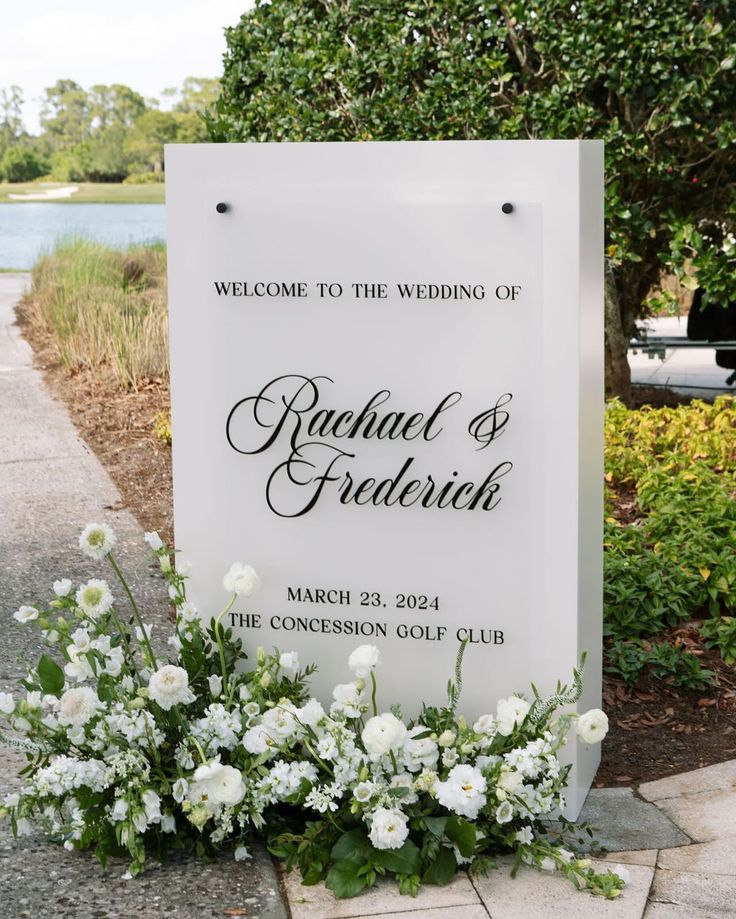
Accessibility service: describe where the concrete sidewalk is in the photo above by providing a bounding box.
[1,274,735,918]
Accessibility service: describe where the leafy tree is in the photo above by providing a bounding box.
[0,85,24,157]
[89,84,146,130]
[0,145,47,182]
[40,79,92,148]
[125,110,180,176]
[210,0,736,398]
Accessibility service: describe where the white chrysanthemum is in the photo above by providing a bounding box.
[53,578,73,597]
[436,764,487,820]
[361,712,407,758]
[496,696,531,736]
[368,807,409,850]
[59,686,100,726]
[193,761,245,806]
[576,708,609,744]
[279,651,300,678]
[147,665,196,711]
[14,606,39,624]
[348,644,380,679]
[79,523,116,560]
[222,562,260,597]
[144,531,163,551]
[75,579,114,619]
[0,692,15,715]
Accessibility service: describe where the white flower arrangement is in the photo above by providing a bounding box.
[0,524,626,900]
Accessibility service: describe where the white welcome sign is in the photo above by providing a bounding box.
[165,140,603,814]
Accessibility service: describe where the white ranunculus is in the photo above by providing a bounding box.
[497,768,524,795]
[222,562,260,597]
[79,523,116,560]
[193,761,245,807]
[75,579,114,619]
[147,665,196,711]
[368,807,409,850]
[576,709,609,744]
[0,692,15,715]
[53,578,73,597]
[59,686,100,726]
[435,764,487,820]
[279,651,300,678]
[14,606,39,624]
[361,713,407,758]
[496,696,531,736]
[144,531,163,551]
[348,644,380,679]
[403,724,439,772]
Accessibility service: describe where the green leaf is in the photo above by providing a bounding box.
[37,654,64,695]
[422,846,458,886]
[331,828,373,862]
[446,817,476,858]
[373,839,422,875]
[325,858,370,899]
[424,816,448,837]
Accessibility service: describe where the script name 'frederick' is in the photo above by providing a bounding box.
[225,375,513,518]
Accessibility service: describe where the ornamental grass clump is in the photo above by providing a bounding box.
[1,525,624,900]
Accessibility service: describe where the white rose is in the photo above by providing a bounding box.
[147,665,196,711]
[576,708,609,744]
[361,712,407,758]
[348,644,380,679]
[368,807,409,850]
[193,761,245,807]
[222,562,260,597]
[496,696,531,736]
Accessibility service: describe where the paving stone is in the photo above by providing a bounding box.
[576,787,689,852]
[283,872,481,919]
[651,869,736,916]
[473,856,653,919]
[654,788,736,843]
[644,903,727,919]
[601,850,659,868]
[351,907,489,919]
[657,837,736,875]
[639,761,736,802]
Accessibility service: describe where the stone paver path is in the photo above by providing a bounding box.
[1,275,735,918]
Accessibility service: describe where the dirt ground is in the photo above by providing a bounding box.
[15,304,736,786]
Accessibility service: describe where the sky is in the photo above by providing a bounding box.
[0,0,253,134]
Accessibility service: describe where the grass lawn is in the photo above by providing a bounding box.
[0,182,164,204]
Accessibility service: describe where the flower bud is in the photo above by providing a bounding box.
[260,672,271,688]
[56,617,69,630]
[438,730,456,747]
[188,804,210,828]
[257,647,266,664]
[159,556,172,574]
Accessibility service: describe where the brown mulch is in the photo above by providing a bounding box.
[13,307,736,788]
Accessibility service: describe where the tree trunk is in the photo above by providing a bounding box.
[604,259,632,402]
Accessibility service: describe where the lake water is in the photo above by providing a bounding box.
[0,203,166,269]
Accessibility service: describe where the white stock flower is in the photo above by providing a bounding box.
[576,709,609,744]
[59,687,100,726]
[53,579,73,597]
[14,606,39,624]
[362,713,407,759]
[496,696,531,736]
[403,725,439,772]
[435,764,487,820]
[222,563,260,597]
[348,644,380,679]
[331,682,365,719]
[193,761,245,807]
[368,807,409,850]
[79,523,116,560]
[75,579,114,619]
[144,531,163,551]
[0,693,15,715]
[148,665,196,711]
[279,651,300,678]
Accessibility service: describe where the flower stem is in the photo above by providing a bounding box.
[213,594,237,697]
[108,554,158,671]
[370,671,378,718]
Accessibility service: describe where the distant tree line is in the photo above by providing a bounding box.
[0,77,219,183]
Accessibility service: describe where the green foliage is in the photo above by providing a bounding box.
[700,617,736,664]
[0,145,46,182]
[211,0,736,341]
[603,397,736,683]
[605,639,715,689]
